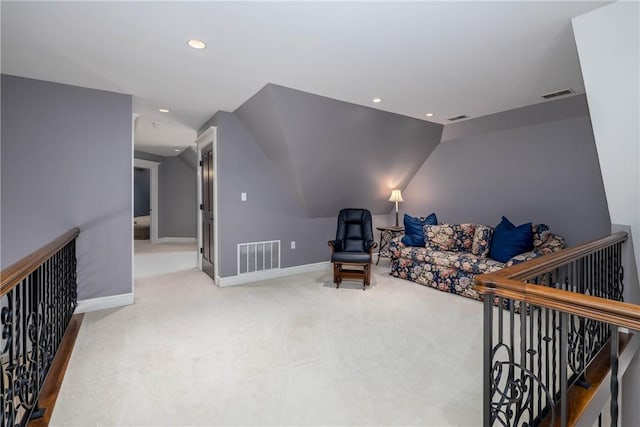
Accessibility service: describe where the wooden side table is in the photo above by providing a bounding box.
[375,226,404,265]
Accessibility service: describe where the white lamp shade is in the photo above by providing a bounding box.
[388,189,404,203]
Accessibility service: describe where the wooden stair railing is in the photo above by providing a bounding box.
[476,231,640,427]
[1,228,83,427]
[477,276,640,331]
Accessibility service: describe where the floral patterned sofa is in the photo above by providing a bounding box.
[389,223,565,301]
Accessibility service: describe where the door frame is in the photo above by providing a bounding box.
[196,126,219,284]
[133,158,160,244]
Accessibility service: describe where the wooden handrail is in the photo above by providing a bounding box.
[1,227,80,296]
[492,231,628,281]
[476,275,640,331]
[477,231,638,329]
[479,232,638,426]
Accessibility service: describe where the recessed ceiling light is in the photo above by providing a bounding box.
[425,113,434,117]
[174,148,181,152]
[372,97,382,103]
[187,39,207,50]
[159,108,170,113]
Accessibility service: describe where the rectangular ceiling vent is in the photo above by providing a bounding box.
[447,115,468,121]
[542,88,574,99]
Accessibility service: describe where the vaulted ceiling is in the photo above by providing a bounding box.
[0,1,610,155]
[235,84,442,217]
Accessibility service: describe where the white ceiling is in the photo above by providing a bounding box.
[1,1,609,157]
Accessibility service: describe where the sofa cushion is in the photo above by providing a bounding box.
[457,224,476,251]
[430,251,505,274]
[424,224,458,251]
[395,243,506,275]
[401,213,437,247]
[472,225,493,257]
[489,216,534,262]
[331,251,372,263]
[424,223,475,252]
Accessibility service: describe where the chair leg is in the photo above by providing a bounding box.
[364,263,371,290]
[333,263,341,288]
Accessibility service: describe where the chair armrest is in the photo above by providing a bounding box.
[328,240,342,252]
[366,240,378,254]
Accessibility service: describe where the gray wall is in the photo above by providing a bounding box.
[200,112,338,278]
[200,91,610,277]
[134,168,150,217]
[133,150,197,238]
[403,96,610,246]
[158,156,196,238]
[234,84,443,217]
[178,147,197,172]
[1,74,132,299]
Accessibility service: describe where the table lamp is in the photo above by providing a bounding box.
[388,189,404,227]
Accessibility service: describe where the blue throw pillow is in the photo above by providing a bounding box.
[401,213,437,246]
[489,216,534,262]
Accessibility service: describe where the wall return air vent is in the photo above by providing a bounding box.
[237,240,280,275]
[542,88,574,99]
[447,115,469,121]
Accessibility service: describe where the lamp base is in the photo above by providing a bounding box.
[395,211,399,227]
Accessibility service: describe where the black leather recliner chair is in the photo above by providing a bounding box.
[328,208,377,290]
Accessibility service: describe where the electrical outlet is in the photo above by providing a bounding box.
[290,241,296,249]
[241,192,247,201]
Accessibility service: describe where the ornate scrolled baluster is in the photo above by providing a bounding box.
[490,360,555,427]
[2,294,16,427]
[567,317,585,375]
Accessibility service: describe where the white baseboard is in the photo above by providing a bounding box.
[76,292,134,314]
[218,261,330,287]
[156,237,197,244]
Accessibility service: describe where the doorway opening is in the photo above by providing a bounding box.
[133,158,159,243]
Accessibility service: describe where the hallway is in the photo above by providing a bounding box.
[134,240,198,278]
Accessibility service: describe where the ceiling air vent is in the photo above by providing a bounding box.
[542,88,574,99]
[447,115,468,121]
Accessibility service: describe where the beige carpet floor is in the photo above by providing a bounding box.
[134,240,198,254]
[134,241,198,278]
[51,262,483,426]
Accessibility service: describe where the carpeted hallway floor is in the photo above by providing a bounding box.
[51,260,484,426]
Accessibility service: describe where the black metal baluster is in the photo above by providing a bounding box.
[610,324,619,427]
[483,296,493,427]
[21,277,30,419]
[559,312,568,427]
[517,300,526,424]
[544,304,551,416]
[1,237,79,427]
[536,302,543,420]
[30,266,44,421]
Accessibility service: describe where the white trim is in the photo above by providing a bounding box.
[134,158,160,244]
[156,237,197,244]
[218,261,330,287]
[131,113,138,299]
[75,292,135,314]
[196,127,219,284]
